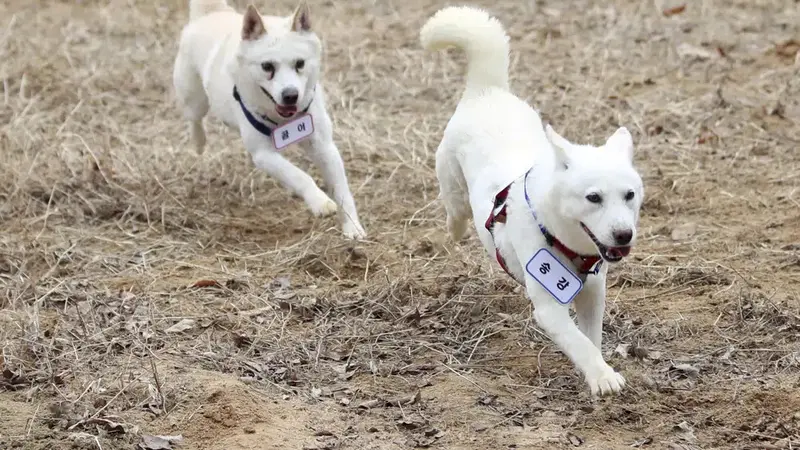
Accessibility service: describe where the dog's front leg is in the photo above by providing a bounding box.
[526,282,625,396]
[248,145,338,218]
[573,276,606,349]
[300,111,366,240]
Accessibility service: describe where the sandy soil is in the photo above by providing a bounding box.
[1,0,799,449]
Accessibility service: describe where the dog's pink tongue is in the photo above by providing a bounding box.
[277,105,297,117]
[608,247,631,259]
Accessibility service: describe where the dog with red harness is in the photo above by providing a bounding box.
[421,6,644,396]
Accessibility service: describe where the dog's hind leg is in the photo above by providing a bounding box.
[173,52,209,154]
[445,197,470,242]
[436,147,471,241]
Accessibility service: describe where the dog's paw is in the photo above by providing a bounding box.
[342,220,367,241]
[309,196,338,217]
[586,365,626,396]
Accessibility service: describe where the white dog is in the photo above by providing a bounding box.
[421,6,644,395]
[173,0,366,240]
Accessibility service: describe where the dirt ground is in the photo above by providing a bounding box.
[1,0,799,448]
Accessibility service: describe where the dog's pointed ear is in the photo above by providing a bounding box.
[605,126,634,162]
[291,1,312,32]
[242,4,266,40]
[545,124,571,170]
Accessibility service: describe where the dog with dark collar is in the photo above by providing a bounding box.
[174,0,366,239]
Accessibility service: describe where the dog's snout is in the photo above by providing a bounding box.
[281,88,299,105]
[613,229,633,246]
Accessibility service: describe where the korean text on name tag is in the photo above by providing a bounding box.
[525,248,583,304]
[273,114,314,150]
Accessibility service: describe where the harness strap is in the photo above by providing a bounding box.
[549,236,603,274]
[484,184,523,284]
[484,170,604,285]
[523,169,603,276]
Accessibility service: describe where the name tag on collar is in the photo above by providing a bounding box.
[272,114,314,150]
[525,248,583,305]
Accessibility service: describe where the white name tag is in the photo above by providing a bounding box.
[525,248,583,305]
[272,114,314,150]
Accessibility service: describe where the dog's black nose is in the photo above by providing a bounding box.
[281,88,299,105]
[613,229,633,246]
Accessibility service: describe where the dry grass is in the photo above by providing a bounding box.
[1,0,799,448]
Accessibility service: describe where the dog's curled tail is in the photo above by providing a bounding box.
[189,0,231,21]
[420,6,510,97]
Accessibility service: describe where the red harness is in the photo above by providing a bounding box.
[484,184,517,281]
[484,182,603,284]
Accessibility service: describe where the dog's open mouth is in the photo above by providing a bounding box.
[259,87,298,118]
[580,223,631,263]
[275,104,298,118]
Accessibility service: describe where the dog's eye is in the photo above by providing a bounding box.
[585,193,602,204]
[624,190,635,201]
[261,62,275,73]
[295,59,305,71]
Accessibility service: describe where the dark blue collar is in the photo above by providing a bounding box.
[232,86,312,137]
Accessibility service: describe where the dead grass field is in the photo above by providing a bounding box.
[1,0,799,448]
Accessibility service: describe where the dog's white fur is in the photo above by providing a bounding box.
[421,6,644,395]
[173,0,366,239]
